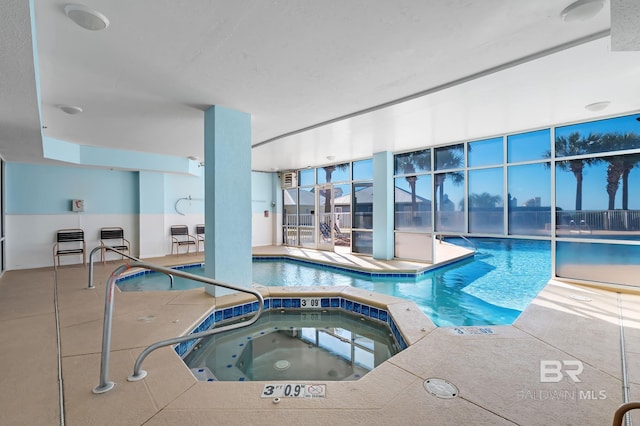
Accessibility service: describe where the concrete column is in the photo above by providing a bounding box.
[204,106,252,296]
[372,151,394,260]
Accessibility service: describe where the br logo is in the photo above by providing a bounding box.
[540,360,583,383]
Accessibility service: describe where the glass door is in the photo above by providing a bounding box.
[317,184,334,251]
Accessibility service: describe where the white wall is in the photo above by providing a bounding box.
[8,214,138,269]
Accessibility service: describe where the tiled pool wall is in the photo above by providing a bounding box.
[115,262,205,282]
[116,257,427,284]
[174,295,409,359]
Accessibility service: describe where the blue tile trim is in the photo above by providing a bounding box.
[175,295,408,358]
[116,262,205,284]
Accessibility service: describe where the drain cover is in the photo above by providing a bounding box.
[424,378,458,398]
[274,360,290,370]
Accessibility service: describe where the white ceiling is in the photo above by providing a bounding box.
[1,1,639,172]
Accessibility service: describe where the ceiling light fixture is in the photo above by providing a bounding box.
[58,105,83,115]
[560,0,605,22]
[64,4,110,31]
[584,101,611,111]
[326,155,336,161]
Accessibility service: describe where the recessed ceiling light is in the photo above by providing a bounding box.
[58,105,83,115]
[64,4,110,31]
[560,0,605,22]
[326,155,336,161]
[584,101,611,111]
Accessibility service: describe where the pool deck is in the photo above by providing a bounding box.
[1,244,640,425]
[252,240,473,274]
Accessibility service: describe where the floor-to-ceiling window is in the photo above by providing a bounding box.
[434,144,465,233]
[393,149,432,261]
[317,162,351,250]
[284,112,640,288]
[468,137,504,234]
[553,113,640,285]
[282,159,370,252]
[392,112,640,286]
[281,168,316,247]
[351,159,373,254]
[507,129,551,236]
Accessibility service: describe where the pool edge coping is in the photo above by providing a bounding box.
[116,251,475,284]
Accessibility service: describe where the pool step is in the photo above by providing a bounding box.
[191,367,216,382]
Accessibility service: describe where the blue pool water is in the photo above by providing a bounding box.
[117,238,551,326]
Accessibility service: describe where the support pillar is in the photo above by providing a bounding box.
[204,106,252,295]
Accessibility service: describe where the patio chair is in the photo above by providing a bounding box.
[195,224,205,252]
[170,225,197,256]
[53,228,86,269]
[333,223,350,245]
[100,227,130,264]
[319,222,332,242]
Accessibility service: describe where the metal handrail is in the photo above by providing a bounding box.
[612,401,640,426]
[437,234,477,251]
[87,246,173,289]
[92,260,264,394]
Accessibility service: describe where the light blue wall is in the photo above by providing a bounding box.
[139,171,165,215]
[41,138,81,164]
[6,162,139,214]
[42,137,201,175]
[6,162,274,216]
[164,173,205,215]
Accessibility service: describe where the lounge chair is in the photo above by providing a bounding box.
[100,227,130,264]
[333,223,351,246]
[319,223,332,242]
[53,228,86,269]
[171,225,197,256]
[195,224,205,252]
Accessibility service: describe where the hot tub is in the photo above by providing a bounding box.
[183,310,399,382]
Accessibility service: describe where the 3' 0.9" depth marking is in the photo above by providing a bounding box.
[261,384,326,398]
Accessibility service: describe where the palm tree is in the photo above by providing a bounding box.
[433,146,464,212]
[395,150,430,225]
[321,163,349,213]
[551,132,600,211]
[621,153,640,210]
[598,132,640,210]
[606,157,625,210]
[469,192,502,209]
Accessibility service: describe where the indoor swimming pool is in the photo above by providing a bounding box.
[117,238,551,326]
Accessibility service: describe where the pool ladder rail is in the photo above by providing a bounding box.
[87,246,174,290]
[612,401,640,425]
[87,247,265,394]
